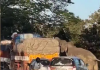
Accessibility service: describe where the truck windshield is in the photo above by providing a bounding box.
[0,45,8,51]
[50,58,72,66]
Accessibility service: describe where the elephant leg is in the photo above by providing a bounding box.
[93,61,98,70]
[88,61,98,70]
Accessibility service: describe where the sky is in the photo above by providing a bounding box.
[67,0,100,20]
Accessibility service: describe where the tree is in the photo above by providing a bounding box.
[1,0,33,39]
[1,0,74,39]
[53,11,84,42]
[85,8,100,24]
[79,8,100,60]
[80,24,100,49]
[64,16,84,43]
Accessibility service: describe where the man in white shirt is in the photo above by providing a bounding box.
[39,60,51,70]
[39,64,50,70]
[30,57,41,70]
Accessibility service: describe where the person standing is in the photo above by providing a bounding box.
[30,57,41,70]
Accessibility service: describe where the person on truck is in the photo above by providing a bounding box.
[30,57,41,70]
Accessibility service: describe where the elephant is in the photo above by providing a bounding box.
[55,37,99,70]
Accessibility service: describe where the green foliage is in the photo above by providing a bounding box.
[80,24,100,50]
[65,17,84,43]
[1,0,33,39]
[1,0,75,39]
[78,8,100,60]
[53,11,83,42]
[82,8,100,50]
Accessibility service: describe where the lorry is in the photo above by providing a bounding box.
[10,33,60,70]
[0,40,12,70]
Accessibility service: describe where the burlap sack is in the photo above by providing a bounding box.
[17,38,59,55]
